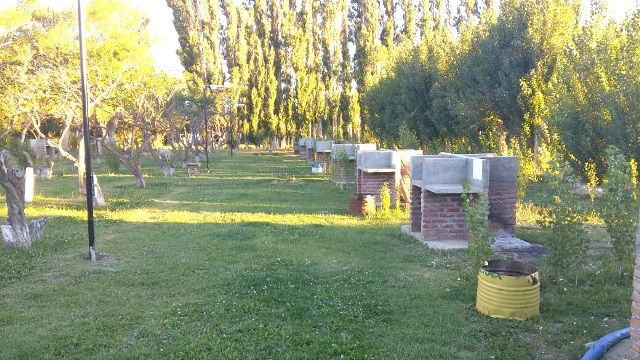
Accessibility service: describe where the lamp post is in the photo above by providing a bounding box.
[203,84,229,172]
[77,0,96,261]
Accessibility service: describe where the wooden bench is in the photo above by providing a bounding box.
[186,163,201,175]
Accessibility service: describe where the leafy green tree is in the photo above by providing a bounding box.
[539,156,589,286]
[166,0,223,91]
[291,1,324,138]
[549,5,640,178]
[221,1,251,147]
[600,146,638,278]
[104,73,183,186]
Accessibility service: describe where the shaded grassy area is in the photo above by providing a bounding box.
[0,151,632,359]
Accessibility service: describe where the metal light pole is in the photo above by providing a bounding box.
[77,0,96,261]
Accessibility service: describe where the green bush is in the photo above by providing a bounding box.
[461,183,493,275]
[379,182,391,212]
[600,146,638,278]
[539,156,589,285]
[397,123,420,149]
[103,149,121,174]
[0,137,36,169]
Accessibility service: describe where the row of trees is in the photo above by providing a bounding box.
[0,0,214,187]
[167,0,640,181]
[364,0,640,180]
[168,0,499,148]
[1,0,639,187]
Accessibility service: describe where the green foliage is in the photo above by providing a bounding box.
[396,123,420,149]
[600,146,638,278]
[333,147,350,166]
[102,149,121,174]
[330,147,355,185]
[508,138,537,201]
[584,161,599,201]
[547,10,640,179]
[379,182,391,212]
[538,156,589,285]
[0,137,35,169]
[68,133,79,150]
[461,183,493,275]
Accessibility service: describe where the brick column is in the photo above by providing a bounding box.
[358,171,398,204]
[410,185,422,232]
[488,184,517,233]
[316,153,332,171]
[421,191,467,241]
[306,149,315,163]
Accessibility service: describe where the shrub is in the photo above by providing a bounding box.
[379,182,391,212]
[103,149,121,174]
[539,156,589,285]
[397,123,420,149]
[600,145,638,278]
[461,183,493,275]
[0,137,36,169]
[330,148,354,185]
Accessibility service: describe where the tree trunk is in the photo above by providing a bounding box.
[91,174,107,207]
[100,138,146,187]
[133,165,146,187]
[0,150,46,248]
[148,145,174,176]
[77,134,87,195]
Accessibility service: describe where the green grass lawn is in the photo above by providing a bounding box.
[0,150,633,359]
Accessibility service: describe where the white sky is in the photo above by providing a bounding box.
[1,0,638,79]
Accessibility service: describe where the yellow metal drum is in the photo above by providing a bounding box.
[476,260,540,320]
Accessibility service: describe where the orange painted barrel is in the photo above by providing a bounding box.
[476,260,540,320]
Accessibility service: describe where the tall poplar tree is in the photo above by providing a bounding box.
[353,0,384,138]
[291,1,323,137]
[338,0,358,140]
[221,1,250,146]
[278,0,297,145]
[401,0,418,43]
[321,0,344,139]
[166,0,223,90]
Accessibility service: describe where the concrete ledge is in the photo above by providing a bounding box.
[315,140,333,153]
[401,225,468,249]
[424,184,485,194]
[332,143,377,160]
[359,167,397,173]
[357,150,399,171]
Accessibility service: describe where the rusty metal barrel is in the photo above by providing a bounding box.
[476,260,540,320]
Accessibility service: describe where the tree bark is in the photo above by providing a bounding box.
[77,134,87,195]
[0,150,46,248]
[91,174,107,207]
[100,138,146,187]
